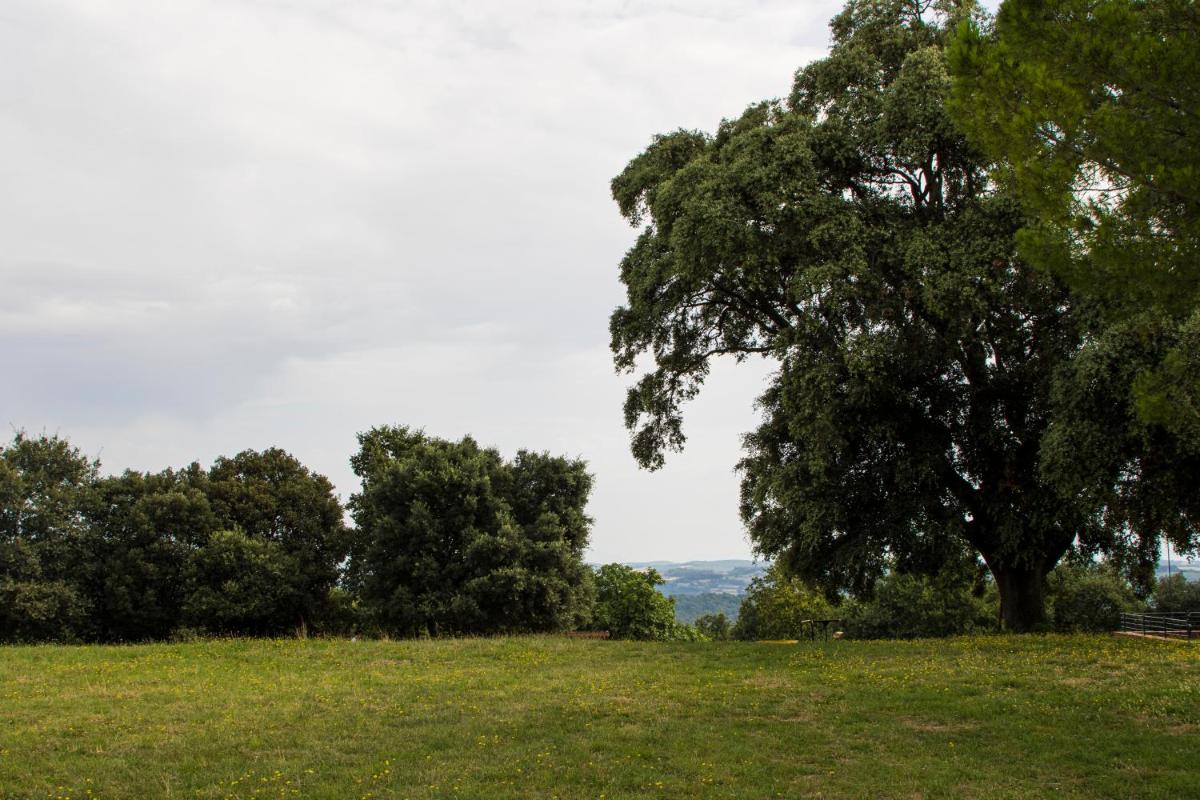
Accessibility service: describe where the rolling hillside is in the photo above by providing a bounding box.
[625,559,765,596]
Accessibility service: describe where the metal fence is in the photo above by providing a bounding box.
[1120,612,1199,640]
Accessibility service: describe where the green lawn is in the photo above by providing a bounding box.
[0,635,1195,799]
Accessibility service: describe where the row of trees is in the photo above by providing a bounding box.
[2,428,717,644]
[5,425,1191,643]
[1,432,348,642]
[0,428,604,643]
[609,0,1199,630]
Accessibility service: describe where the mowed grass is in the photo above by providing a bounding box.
[0,635,1196,799]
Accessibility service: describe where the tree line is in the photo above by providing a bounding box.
[1,428,609,643]
[1,433,345,642]
[5,423,1194,644]
[2,425,770,644]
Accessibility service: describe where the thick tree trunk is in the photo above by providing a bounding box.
[992,564,1048,632]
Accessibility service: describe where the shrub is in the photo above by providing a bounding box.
[309,587,369,637]
[591,563,678,640]
[843,569,996,640]
[732,563,833,641]
[665,621,706,641]
[1047,565,1143,632]
[1152,573,1200,613]
[182,530,304,636]
[694,612,733,641]
[0,575,91,643]
[204,449,350,631]
[349,428,594,637]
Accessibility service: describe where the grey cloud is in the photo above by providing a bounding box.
[2,0,842,561]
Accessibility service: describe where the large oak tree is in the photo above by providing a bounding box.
[609,0,1196,630]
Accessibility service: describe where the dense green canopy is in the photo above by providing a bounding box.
[349,426,594,636]
[0,434,349,642]
[0,433,97,641]
[949,0,1200,444]
[948,0,1200,589]
[609,0,1198,629]
[203,448,350,629]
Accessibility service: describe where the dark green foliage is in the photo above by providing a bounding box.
[203,449,350,629]
[1046,564,1143,633]
[948,0,1200,315]
[80,470,214,642]
[732,562,834,641]
[182,530,305,636]
[309,587,367,637]
[842,566,997,640]
[950,0,1200,599]
[590,563,683,641]
[1039,322,1200,595]
[1132,314,1200,447]
[349,426,594,637]
[1152,573,1200,614]
[0,567,91,644]
[0,433,97,642]
[949,0,1200,445]
[0,432,97,544]
[609,0,1130,630]
[693,612,733,641]
[0,432,349,641]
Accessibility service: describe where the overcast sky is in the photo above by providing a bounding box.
[2,0,846,562]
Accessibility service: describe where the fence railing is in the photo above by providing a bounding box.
[798,618,844,641]
[1120,612,1198,640]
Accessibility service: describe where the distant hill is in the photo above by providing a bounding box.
[611,560,766,625]
[671,593,743,624]
[622,557,1197,592]
[624,559,767,596]
[1157,558,1200,582]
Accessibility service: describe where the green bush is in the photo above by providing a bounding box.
[0,575,91,643]
[349,428,594,637]
[1047,565,1143,632]
[732,563,833,641]
[181,530,305,636]
[694,612,733,641]
[309,587,369,637]
[591,563,678,640]
[204,448,350,632]
[843,570,996,640]
[1152,573,1200,613]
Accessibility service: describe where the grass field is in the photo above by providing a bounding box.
[0,635,1195,799]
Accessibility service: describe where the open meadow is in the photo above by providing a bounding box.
[1,635,1196,799]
